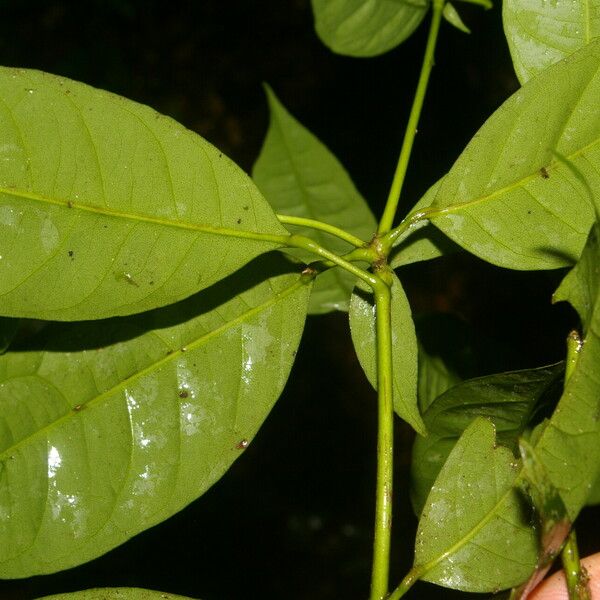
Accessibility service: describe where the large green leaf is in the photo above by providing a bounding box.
[38,589,196,600]
[0,256,311,577]
[252,87,376,314]
[503,0,600,83]
[0,68,288,321]
[349,273,425,434]
[422,39,600,270]
[411,363,563,515]
[536,222,600,517]
[414,418,538,591]
[311,0,429,57]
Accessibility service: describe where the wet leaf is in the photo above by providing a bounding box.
[0,68,287,321]
[503,0,600,83]
[253,86,376,314]
[349,273,425,434]
[411,363,563,515]
[38,589,196,600]
[0,318,19,354]
[311,0,429,57]
[414,418,538,591]
[0,256,311,577]
[423,40,600,270]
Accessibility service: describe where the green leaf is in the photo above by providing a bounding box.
[414,418,538,591]
[311,0,429,57]
[349,273,425,434]
[417,344,461,413]
[252,86,376,314]
[535,223,600,517]
[0,255,311,577]
[0,68,288,321]
[587,471,600,505]
[37,590,196,600]
[443,3,471,34]
[0,318,19,354]
[411,363,563,515]
[503,0,600,83]
[423,39,600,270]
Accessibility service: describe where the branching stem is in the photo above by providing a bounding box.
[277,213,368,248]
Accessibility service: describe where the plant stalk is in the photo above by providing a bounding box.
[562,530,591,600]
[377,0,445,235]
[277,213,368,248]
[370,280,395,600]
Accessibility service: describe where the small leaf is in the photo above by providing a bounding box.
[423,40,600,270]
[411,363,563,515]
[37,590,196,600]
[311,0,429,57]
[0,318,19,354]
[0,68,287,320]
[503,0,600,83]
[253,86,376,314]
[414,418,537,591]
[0,255,311,577]
[349,273,425,434]
[443,3,471,33]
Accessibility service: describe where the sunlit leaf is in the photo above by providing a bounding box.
[503,0,600,83]
[414,418,537,591]
[423,40,600,270]
[411,363,562,515]
[0,318,19,354]
[0,256,311,577]
[37,589,196,600]
[349,273,425,434]
[0,68,287,321]
[311,0,429,57]
[253,86,376,314]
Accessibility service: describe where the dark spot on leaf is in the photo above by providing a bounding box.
[178,390,188,399]
[540,167,549,179]
[67,250,74,259]
[527,210,532,215]
[166,350,174,356]
[237,218,242,224]
[65,89,71,95]
[243,205,249,211]
[67,201,74,208]
[218,153,222,158]
[236,439,249,450]
[103,224,108,228]
[149,280,154,285]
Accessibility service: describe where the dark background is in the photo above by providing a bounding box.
[0,1,592,599]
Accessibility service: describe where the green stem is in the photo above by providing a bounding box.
[370,279,395,600]
[380,209,431,254]
[562,530,591,600]
[388,566,423,600]
[377,0,445,235]
[277,214,368,248]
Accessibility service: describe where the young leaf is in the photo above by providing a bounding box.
[0,318,19,354]
[443,3,471,34]
[311,0,429,57]
[0,256,311,577]
[252,86,376,314]
[535,223,600,517]
[349,273,425,434]
[0,68,287,321]
[503,0,600,83]
[423,39,600,271]
[413,418,538,591]
[37,590,196,600]
[411,363,563,515]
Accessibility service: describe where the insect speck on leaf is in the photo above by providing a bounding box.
[73,404,83,412]
[540,167,549,179]
[67,200,74,208]
[178,390,188,399]
[236,439,249,450]
[122,273,139,287]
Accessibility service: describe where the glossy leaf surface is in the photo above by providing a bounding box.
[411,363,562,515]
[349,273,425,434]
[536,223,600,517]
[414,418,537,591]
[38,589,196,600]
[0,257,311,577]
[424,40,600,270]
[311,0,429,57]
[253,87,376,314]
[0,68,287,321]
[504,0,600,83]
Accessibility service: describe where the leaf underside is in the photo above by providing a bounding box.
[0,256,311,577]
[0,68,286,321]
[37,589,197,600]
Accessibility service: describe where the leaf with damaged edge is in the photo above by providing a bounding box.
[349,272,425,434]
[424,40,600,270]
[0,68,287,321]
[311,0,429,57]
[503,0,600,83]
[0,255,311,577]
[253,86,376,314]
